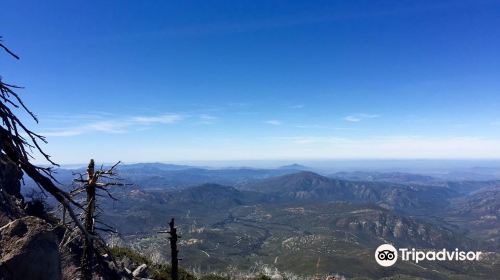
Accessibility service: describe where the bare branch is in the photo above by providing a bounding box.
[0,38,19,59]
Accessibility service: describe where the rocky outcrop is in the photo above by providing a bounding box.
[0,216,61,280]
[0,156,132,280]
[0,156,22,198]
[132,263,148,277]
[0,189,24,227]
[0,156,24,227]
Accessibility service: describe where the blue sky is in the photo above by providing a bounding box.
[2,0,500,164]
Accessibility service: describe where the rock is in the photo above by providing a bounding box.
[121,255,132,270]
[0,155,23,198]
[270,274,283,280]
[132,263,148,278]
[0,216,61,280]
[0,156,24,227]
[0,190,24,227]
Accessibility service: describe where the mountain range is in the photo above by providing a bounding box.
[58,166,498,279]
[24,163,500,279]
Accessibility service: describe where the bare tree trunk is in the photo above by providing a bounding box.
[169,218,180,280]
[82,159,96,280]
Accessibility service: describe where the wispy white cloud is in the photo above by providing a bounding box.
[132,114,184,125]
[344,116,361,122]
[41,113,184,137]
[198,114,218,125]
[85,120,130,133]
[290,104,304,109]
[343,113,380,122]
[265,120,282,126]
[42,120,129,136]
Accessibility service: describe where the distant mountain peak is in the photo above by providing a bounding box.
[241,171,334,193]
[282,170,326,179]
[278,163,309,170]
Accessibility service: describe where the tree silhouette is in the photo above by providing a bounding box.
[71,159,126,280]
[0,37,89,235]
[159,218,181,280]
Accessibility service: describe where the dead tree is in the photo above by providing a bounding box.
[0,37,87,235]
[72,159,125,280]
[82,160,97,280]
[159,218,181,280]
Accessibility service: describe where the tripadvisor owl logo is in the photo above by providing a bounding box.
[375,244,483,267]
[375,244,398,267]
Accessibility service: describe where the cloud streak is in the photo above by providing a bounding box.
[198,114,218,125]
[41,114,184,137]
[343,113,380,122]
[265,120,283,126]
[132,114,184,125]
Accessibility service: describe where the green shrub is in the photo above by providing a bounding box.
[109,246,150,265]
[109,246,195,280]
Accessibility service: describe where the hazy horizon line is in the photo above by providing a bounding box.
[41,158,500,170]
